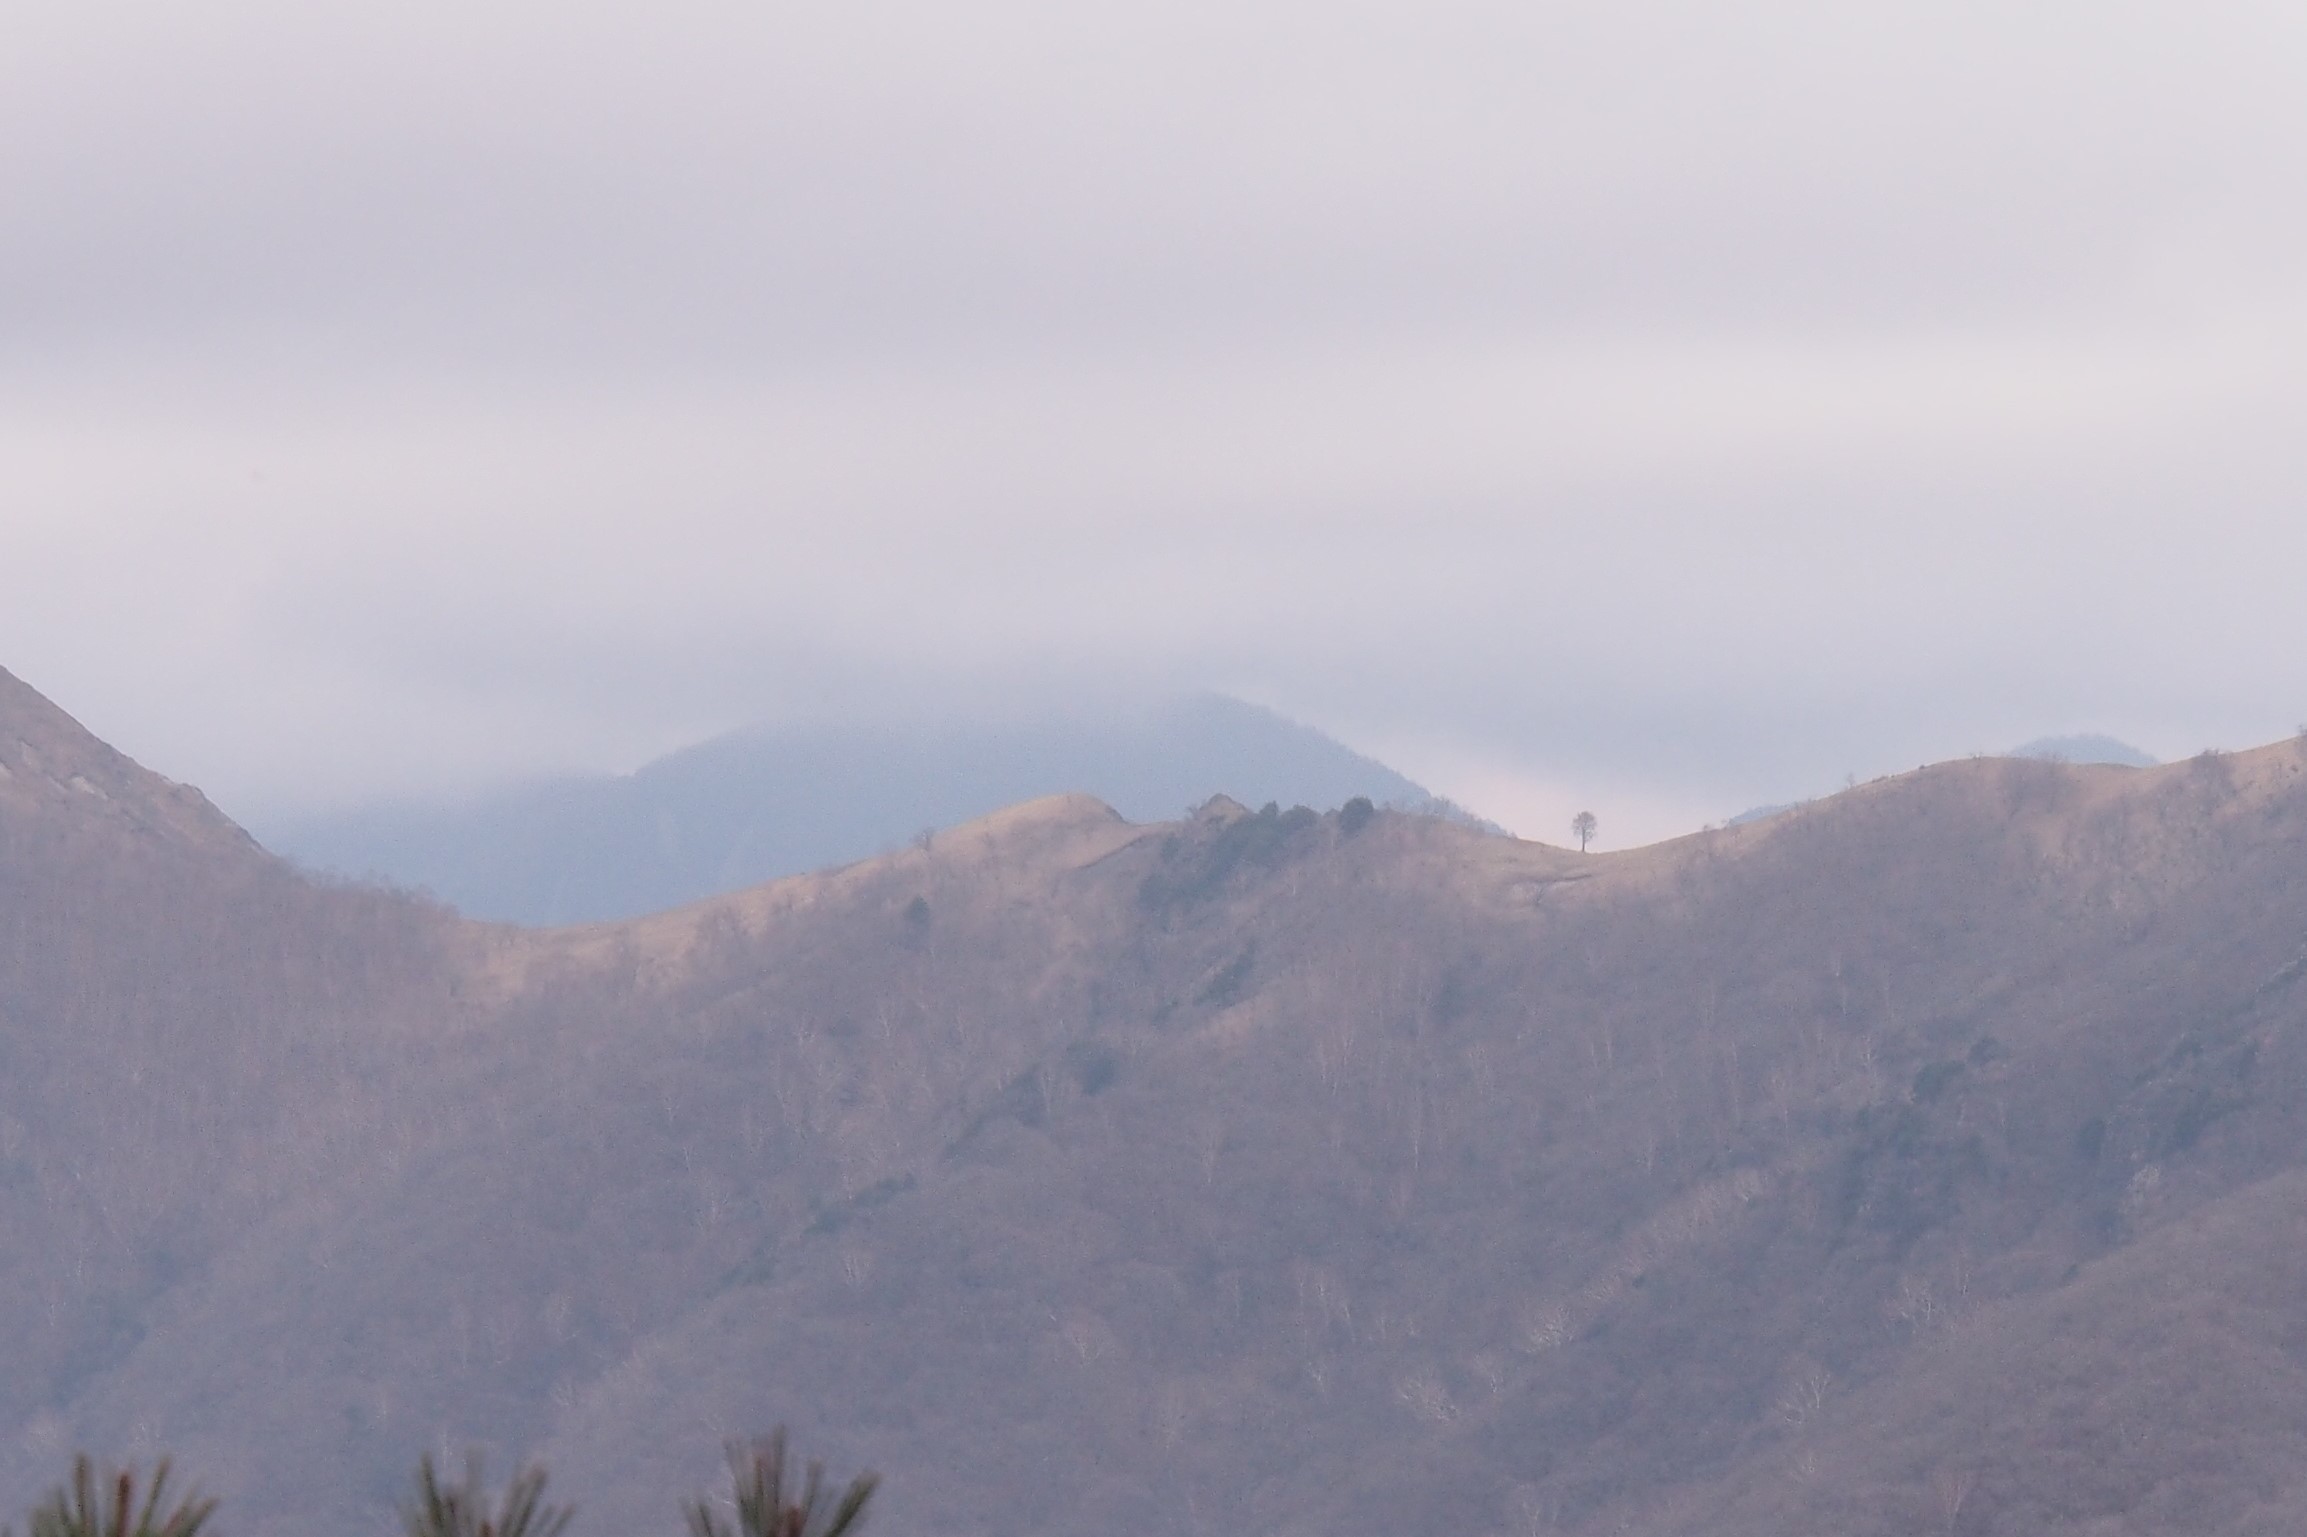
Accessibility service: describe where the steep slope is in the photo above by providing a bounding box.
[0,669,472,1500]
[0,665,256,858]
[259,695,1451,924]
[7,665,2307,1537]
[1668,1169,2307,1536]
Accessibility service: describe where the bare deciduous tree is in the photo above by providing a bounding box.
[1774,1360,1833,1429]
[1509,1482,1560,1535]
[1930,1464,1976,1536]
[1394,1369,1458,1424]
[1571,811,1597,853]
[1886,1276,1943,1337]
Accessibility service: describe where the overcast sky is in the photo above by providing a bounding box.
[7,1,2307,844]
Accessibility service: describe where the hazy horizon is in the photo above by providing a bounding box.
[7,2,2303,846]
[240,684,2163,855]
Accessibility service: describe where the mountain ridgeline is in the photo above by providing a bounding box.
[4,665,2307,1536]
[259,695,1459,924]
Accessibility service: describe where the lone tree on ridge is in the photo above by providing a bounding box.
[1570,811,1597,853]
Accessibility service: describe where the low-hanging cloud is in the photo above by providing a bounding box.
[6,0,2307,839]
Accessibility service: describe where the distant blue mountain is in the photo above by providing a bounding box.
[2011,734,2158,768]
[262,696,1449,925]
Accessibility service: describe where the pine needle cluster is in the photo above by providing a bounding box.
[400,1455,573,1537]
[683,1431,878,1537]
[9,1458,214,1537]
[9,1428,872,1537]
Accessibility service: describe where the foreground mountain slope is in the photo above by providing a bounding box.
[0,668,472,1489]
[1676,1168,2307,1535]
[515,748,2307,1537]
[6,667,2307,1535]
[261,694,1450,924]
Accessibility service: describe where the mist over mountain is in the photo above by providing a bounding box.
[1729,732,2160,827]
[259,694,1454,924]
[11,665,2307,1535]
[2012,734,2159,769]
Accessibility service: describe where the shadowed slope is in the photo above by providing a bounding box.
[0,671,467,1515]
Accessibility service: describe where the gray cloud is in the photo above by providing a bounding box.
[5,2,2307,838]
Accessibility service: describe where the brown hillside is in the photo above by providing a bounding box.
[3,671,2306,1537]
[0,666,257,858]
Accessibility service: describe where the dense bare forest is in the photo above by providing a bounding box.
[7,663,2307,1536]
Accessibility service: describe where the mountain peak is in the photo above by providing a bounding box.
[2011,732,2158,768]
[0,665,257,857]
[265,695,1443,924]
